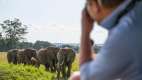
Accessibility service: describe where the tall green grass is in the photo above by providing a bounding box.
[0,63,54,80]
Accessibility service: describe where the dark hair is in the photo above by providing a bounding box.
[99,0,124,8]
[90,39,94,46]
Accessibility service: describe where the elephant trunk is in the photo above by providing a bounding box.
[31,57,40,68]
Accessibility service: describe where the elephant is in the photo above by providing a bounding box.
[16,48,37,65]
[56,48,76,79]
[32,47,60,72]
[7,49,18,64]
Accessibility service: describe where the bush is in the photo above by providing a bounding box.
[0,63,54,80]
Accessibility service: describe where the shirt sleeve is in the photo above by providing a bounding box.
[80,26,133,80]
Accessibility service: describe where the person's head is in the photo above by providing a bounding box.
[86,0,124,23]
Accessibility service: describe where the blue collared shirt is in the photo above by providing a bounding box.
[80,0,142,80]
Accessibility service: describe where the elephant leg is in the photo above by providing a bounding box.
[45,63,50,71]
[50,63,54,72]
[51,59,57,72]
[67,63,72,78]
[13,57,17,64]
[48,62,54,72]
[57,70,60,80]
[50,67,54,72]
[17,58,21,64]
[62,65,66,79]
[25,57,31,64]
[53,60,56,71]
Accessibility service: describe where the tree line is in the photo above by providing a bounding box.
[0,18,100,53]
[0,18,54,51]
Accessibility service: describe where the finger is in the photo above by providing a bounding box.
[69,72,80,80]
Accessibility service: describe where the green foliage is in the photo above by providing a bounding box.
[0,18,28,51]
[0,18,27,39]
[33,40,54,50]
[0,63,54,80]
[17,42,34,49]
[71,55,79,72]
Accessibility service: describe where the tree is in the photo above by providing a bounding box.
[0,18,28,50]
[0,26,5,51]
[33,40,54,50]
[17,42,33,49]
[0,33,2,39]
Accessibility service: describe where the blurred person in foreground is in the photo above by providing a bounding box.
[70,0,142,80]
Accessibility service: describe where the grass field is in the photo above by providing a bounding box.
[0,52,79,71]
[0,52,7,63]
[0,52,79,80]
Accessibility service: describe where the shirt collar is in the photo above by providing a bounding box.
[100,0,132,30]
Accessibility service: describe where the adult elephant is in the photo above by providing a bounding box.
[32,47,60,71]
[7,49,18,64]
[17,48,37,65]
[56,48,76,79]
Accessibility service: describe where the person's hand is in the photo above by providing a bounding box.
[70,71,80,80]
[81,7,95,35]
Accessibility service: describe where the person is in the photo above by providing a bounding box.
[70,0,142,80]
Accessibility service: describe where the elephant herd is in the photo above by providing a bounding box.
[7,47,76,79]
